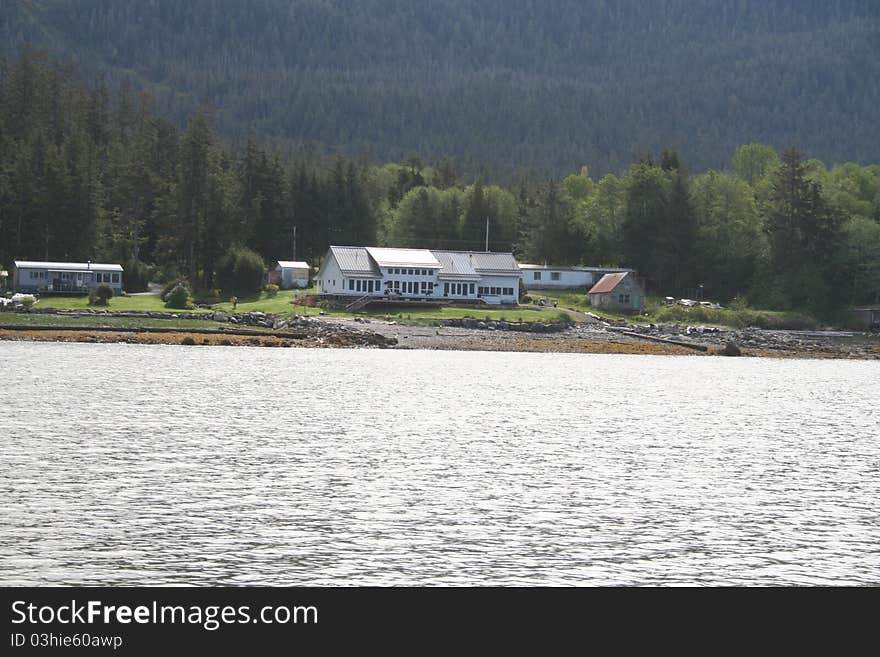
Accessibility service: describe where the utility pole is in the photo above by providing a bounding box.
[485,216,489,251]
[292,225,297,260]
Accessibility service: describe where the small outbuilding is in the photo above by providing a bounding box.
[272,261,310,289]
[587,271,645,312]
[851,305,880,330]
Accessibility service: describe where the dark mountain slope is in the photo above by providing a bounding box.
[2,0,878,175]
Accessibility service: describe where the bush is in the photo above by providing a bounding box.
[19,294,35,309]
[165,283,193,309]
[265,283,279,297]
[161,279,187,301]
[123,259,152,293]
[89,283,114,306]
[216,245,265,295]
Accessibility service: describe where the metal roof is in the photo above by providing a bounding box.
[433,251,479,280]
[323,246,521,279]
[14,260,123,272]
[365,247,440,268]
[588,272,629,294]
[276,261,309,269]
[328,246,382,276]
[519,263,633,273]
[464,251,522,275]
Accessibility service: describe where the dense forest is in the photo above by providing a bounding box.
[1,55,879,318]
[1,0,878,177]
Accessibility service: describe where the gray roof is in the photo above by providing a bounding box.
[14,260,123,272]
[433,251,479,280]
[519,263,633,273]
[463,251,522,276]
[328,246,381,277]
[323,246,521,279]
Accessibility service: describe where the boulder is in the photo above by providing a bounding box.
[722,341,742,356]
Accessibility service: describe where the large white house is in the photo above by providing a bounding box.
[12,260,124,295]
[316,246,523,305]
[519,263,634,290]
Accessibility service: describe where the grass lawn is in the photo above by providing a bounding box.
[0,313,227,330]
[527,287,817,329]
[13,285,811,329]
[30,293,212,313]
[339,304,571,323]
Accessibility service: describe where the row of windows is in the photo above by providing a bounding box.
[392,280,433,294]
[444,282,474,296]
[479,287,515,296]
[532,272,561,281]
[27,270,119,283]
[341,278,514,298]
[349,279,380,293]
[388,268,433,276]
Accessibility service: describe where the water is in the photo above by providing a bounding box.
[1,341,878,586]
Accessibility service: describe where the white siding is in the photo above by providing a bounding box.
[525,269,594,289]
[316,257,344,294]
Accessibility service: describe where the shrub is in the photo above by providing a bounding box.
[123,259,152,293]
[165,283,194,309]
[555,311,574,323]
[19,294,35,309]
[161,279,187,301]
[216,245,265,295]
[89,283,114,306]
[265,283,279,297]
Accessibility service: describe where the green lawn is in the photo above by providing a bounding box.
[338,304,568,323]
[527,287,817,329]
[0,313,228,330]
[17,284,806,329]
[31,293,212,313]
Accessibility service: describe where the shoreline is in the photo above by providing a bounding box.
[2,318,878,360]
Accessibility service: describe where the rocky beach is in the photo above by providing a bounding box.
[1,308,877,359]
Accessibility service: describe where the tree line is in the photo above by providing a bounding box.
[1,54,878,317]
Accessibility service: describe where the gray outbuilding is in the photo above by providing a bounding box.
[587,271,645,312]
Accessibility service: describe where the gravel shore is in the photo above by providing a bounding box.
[2,311,878,359]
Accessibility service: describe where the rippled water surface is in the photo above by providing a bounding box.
[1,342,878,585]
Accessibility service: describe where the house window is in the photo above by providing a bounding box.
[469,283,474,294]
[551,272,560,281]
[444,283,449,296]
[533,271,541,280]
[112,273,119,283]
[349,280,355,291]
[618,294,631,304]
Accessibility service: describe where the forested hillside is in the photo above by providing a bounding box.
[2,55,879,319]
[2,0,878,177]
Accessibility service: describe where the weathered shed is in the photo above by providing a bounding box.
[274,261,310,289]
[587,271,645,312]
[851,305,880,330]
